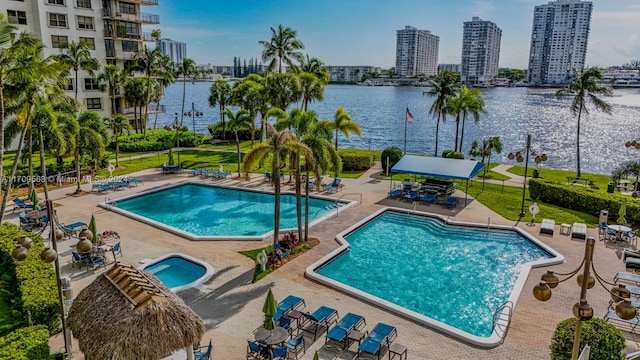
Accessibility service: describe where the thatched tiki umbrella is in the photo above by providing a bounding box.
[67,264,205,360]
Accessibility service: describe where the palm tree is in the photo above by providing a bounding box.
[132,46,162,134]
[242,124,296,246]
[469,136,502,175]
[97,64,124,116]
[152,55,176,129]
[105,114,132,167]
[75,111,108,179]
[178,58,196,126]
[222,108,253,177]
[446,86,484,153]
[208,79,232,139]
[298,72,325,111]
[123,77,147,132]
[329,106,362,151]
[299,55,330,83]
[424,70,459,156]
[57,40,100,107]
[259,25,305,74]
[556,67,612,177]
[265,72,301,110]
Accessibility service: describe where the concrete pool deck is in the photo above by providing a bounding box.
[32,164,640,359]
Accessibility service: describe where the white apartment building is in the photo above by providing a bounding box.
[156,38,186,64]
[438,64,461,74]
[395,26,439,77]
[460,17,502,87]
[1,0,160,118]
[326,65,381,82]
[527,0,592,85]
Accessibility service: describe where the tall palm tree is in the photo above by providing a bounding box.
[208,79,232,139]
[242,124,296,246]
[556,67,612,177]
[298,72,324,111]
[97,64,124,116]
[446,86,484,153]
[259,25,305,74]
[105,114,132,167]
[123,77,147,132]
[152,55,176,129]
[424,70,459,156]
[469,136,502,175]
[329,106,362,151]
[75,111,108,180]
[132,46,162,134]
[57,40,100,106]
[265,73,301,111]
[222,108,253,177]
[299,55,330,83]
[178,58,196,126]
[32,101,67,200]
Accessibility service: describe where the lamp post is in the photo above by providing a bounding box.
[183,102,203,134]
[533,237,636,360]
[508,134,548,219]
[173,112,181,165]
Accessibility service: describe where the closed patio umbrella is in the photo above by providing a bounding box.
[29,188,40,211]
[618,200,628,225]
[88,215,98,244]
[262,289,277,330]
[313,351,319,360]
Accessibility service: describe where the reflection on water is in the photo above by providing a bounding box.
[154,83,640,174]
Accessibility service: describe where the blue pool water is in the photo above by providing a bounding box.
[144,256,206,290]
[316,211,554,338]
[113,183,340,237]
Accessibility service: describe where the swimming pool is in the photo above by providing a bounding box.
[103,182,352,240]
[141,253,214,292]
[306,208,564,347]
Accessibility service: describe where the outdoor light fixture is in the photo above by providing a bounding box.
[533,237,635,360]
[184,102,204,134]
[625,140,640,149]
[11,199,73,358]
[508,134,548,219]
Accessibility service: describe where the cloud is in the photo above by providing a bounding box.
[470,0,495,19]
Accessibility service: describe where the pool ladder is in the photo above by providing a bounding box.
[105,198,117,209]
[492,300,514,344]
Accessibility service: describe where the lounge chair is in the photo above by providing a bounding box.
[388,188,403,198]
[540,219,555,235]
[358,322,398,360]
[273,295,305,321]
[301,306,339,340]
[125,177,143,186]
[626,257,640,270]
[285,333,306,360]
[605,308,640,334]
[615,272,640,286]
[325,312,366,348]
[92,183,112,193]
[108,181,128,190]
[12,198,34,212]
[61,221,87,238]
[326,178,343,193]
[442,196,458,208]
[403,191,420,201]
[572,222,587,240]
[419,193,436,204]
[189,168,206,176]
[194,339,212,360]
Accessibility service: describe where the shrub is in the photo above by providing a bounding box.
[381,147,403,175]
[117,130,175,152]
[0,325,51,360]
[340,151,373,171]
[442,150,464,159]
[550,317,625,360]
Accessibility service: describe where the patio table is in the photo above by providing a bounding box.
[608,225,632,241]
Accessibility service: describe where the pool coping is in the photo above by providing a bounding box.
[305,207,565,348]
[99,181,356,241]
[138,252,215,292]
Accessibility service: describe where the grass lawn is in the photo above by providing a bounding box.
[475,163,510,181]
[507,165,613,189]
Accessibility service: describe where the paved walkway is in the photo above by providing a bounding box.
[32,163,640,359]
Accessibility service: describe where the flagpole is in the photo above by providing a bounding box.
[403,104,408,154]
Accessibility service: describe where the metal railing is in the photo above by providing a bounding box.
[140,13,160,24]
[492,300,514,344]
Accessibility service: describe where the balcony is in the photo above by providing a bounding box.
[130,0,158,5]
[122,104,165,115]
[142,32,156,41]
[141,13,160,24]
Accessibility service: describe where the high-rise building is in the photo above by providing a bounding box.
[438,64,461,74]
[527,0,592,85]
[460,17,502,87]
[157,38,186,64]
[0,0,160,118]
[395,26,439,77]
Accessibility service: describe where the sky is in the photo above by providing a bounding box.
[153,0,640,69]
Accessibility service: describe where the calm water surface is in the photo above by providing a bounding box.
[154,83,640,174]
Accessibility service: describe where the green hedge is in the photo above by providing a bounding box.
[340,151,374,171]
[442,150,464,159]
[0,325,51,360]
[0,223,60,333]
[529,179,640,224]
[116,130,206,152]
[381,147,403,175]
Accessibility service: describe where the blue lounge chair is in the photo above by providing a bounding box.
[442,196,458,208]
[61,221,87,238]
[12,198,34,212]
[108,181,128,190]
[301,306,339,340]
[190,168,206,176]
[419,193,436,204]
[388,189,403,198]
[403,191,420,201]
[273,295,305,321]
[125,177,143,186]
[92,183,113,193]
[194,339,212,360]
[326,178,343,193]
[325,312,366,348]
[358,323,397,359]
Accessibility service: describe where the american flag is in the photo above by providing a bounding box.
[406,107,413,123]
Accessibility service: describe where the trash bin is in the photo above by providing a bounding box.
[599,210,609,225]
[607,182,615,193]
[533,169,540,178]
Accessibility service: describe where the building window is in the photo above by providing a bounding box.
[118,2,136,15]
[76,0,91,8]
[51,35,68,48]
[79,37,95,49]
[67,79,74,91]
[47,0,65,5]
[76,16,94,30]
[86,98,101,110]
[7,10,27,25]
[48,13,67,28]
[84,78,100,91]
[121,40,138,52]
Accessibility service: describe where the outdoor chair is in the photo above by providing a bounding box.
[358,322,398,360]
[12,198,34,212]
[111,242,123,258]
[108,181,128,190]
[571,222,587,240]
[194,339,212,360]
[615,271,640,286]
[419,193,437,205]
[88,255,106,272]
[301,306,339,340]
[388,188,403,198]
[278,317,292,334]
[540,219,555,235]
[285,333,306,360]
[125,177,144,186]
[247,340,267,360]
[274,295,305,321]
[71,252,90,269]
[271,345,288,360]
[325,312,366,348]
[605,308,640,334]
[403,191,420,201]
[326,178,343,193]
[92,183,113,193]
[442,196,458,208]
[18,211,33,231]
[61,221,87,238]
